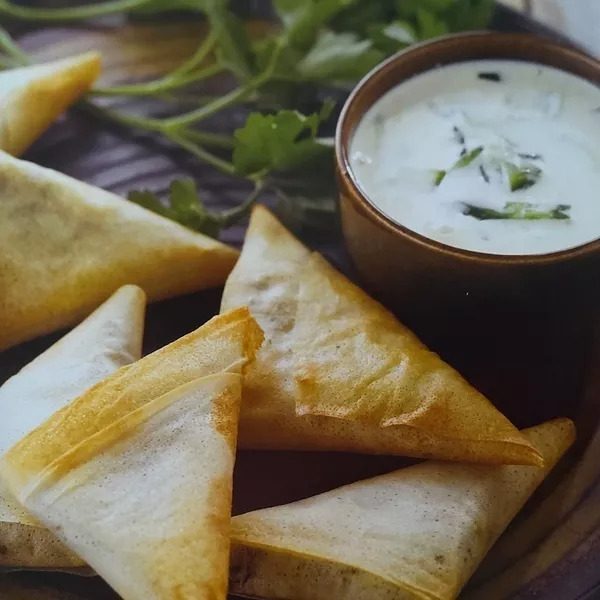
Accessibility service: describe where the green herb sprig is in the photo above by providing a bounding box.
[0,0,495,236]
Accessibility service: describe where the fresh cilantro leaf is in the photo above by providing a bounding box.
[394,0,493,39]
[297,30,384,82]
[166,179,216,235]
[128,190,172,219]
[233,103,334,175]
[253,36,302,82]
[129,178,224,237]
[415,8,450,39]
[396,0,459,18]
[444,0,495,31]
[203,2,255,81]
[259,0,367,86]
[331,1,395,38]
[395,0,456,19]
[273,0,358,50]
[367,21,417,54]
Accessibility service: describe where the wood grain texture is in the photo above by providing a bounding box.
[1,5,600,600]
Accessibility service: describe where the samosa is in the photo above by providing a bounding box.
[0,52,101,156]
[5,375,243,600]
[1,307,262,495]
[0,150,239,351]
[0,308,262,599]
[0,284,145,570]
[230,418,575,600]
[220,206,542,466]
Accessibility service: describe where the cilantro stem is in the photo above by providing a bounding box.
[0,0,154,21]
[220,180,264,227]
[162,36,282,130]
[164,83,255,129]
[91,33,222,97]
[156,92,221,104]
[80,101,165,132]
[0,26,28,65]
[82,101,235,150]
[167,132,237,176]
[168,31,217,78]
[184,129,234,149]
[92,63,224,96]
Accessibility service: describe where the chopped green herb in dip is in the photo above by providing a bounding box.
[463,202,571,221]
[350,59,600,255]
[478,71,502,82]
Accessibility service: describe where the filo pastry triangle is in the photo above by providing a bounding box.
[221,206,542,466]
[230,418,575,600]
[0,284,145,570]
[0,307,263,600]
[0,52,101,156]
[0,149,239,351]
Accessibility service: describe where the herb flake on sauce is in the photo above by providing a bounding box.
[453,126,466,146]
[433,146,483,186]
[517,152,543,161]
[478,71,503,82]
[463,201,571,221]
[506,162,543,192]
[479,165,490,183]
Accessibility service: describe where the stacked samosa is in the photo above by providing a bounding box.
[0,150,239,350]
[230,418,575,600]
[221,206,542,466]
[0,284,145,569]
[0,52,101,156]
[0,307,263,600]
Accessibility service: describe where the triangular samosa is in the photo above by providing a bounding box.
[3,372,244,600]
[220,206,542,466]
[0,150,239,351]
[0,284,146,569]
[1,307,262,497]
[0,52,101,156]
[230,418,575,600]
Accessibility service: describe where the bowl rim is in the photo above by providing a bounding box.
[335,31,600,265]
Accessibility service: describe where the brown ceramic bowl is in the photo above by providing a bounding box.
[336,32,600,424]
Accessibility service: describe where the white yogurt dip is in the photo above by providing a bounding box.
[349,59,600,255]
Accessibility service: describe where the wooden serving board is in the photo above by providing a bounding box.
[2,4,600,599]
